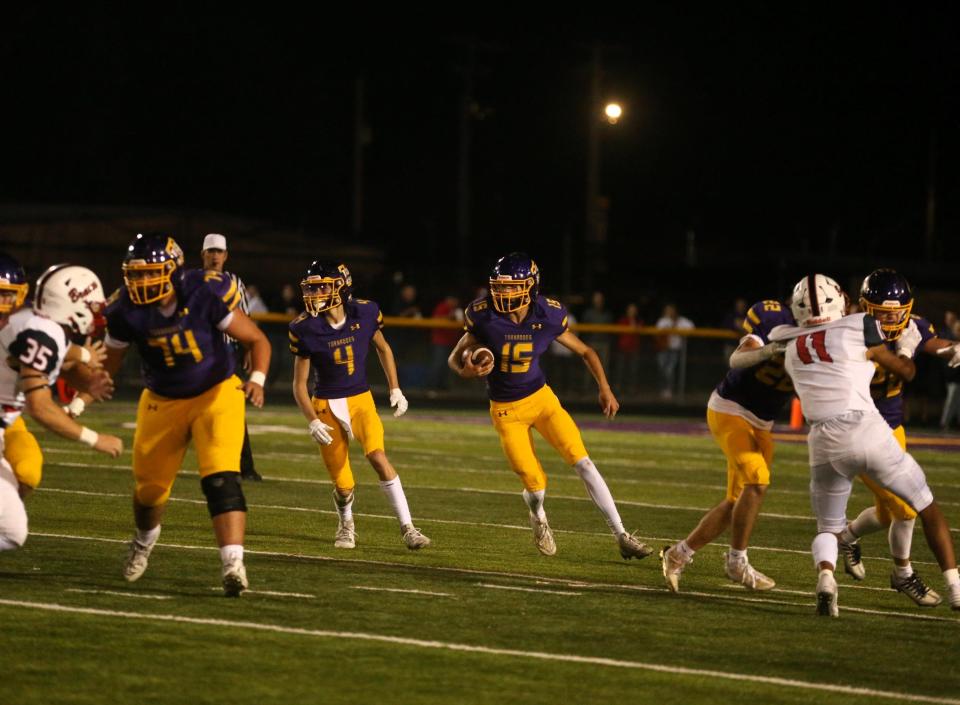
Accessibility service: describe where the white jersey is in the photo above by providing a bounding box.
[0,309,69,428]
[770,313,885,424]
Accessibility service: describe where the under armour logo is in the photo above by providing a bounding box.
[351,323,361,331]
[497,410,508,417]
[147,404,158,411]
[531,323,543,330]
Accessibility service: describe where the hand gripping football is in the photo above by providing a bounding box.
[463,346,494,367]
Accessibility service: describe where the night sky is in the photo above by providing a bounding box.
[4,7,959,312]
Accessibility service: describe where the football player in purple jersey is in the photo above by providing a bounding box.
[103,233,271,596]
[661,299,794,592]
[448,253,652,560]
[835,269,960,606]
[289,261,430,550]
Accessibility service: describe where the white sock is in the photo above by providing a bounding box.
[333,489,354,522]
[219,544,244,565]
[676,540,696,561]
[573,457,625,536]
[888,518,915,561]
[379,477,413,527]
[812,532,839,570]
[727,548,747,564]
[894,563,913,579]
[848,507,884,539]
[136,525,161,547]
[944,568,960,588]
[522,489,547,520]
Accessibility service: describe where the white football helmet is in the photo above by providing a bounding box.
[34,264,105,336]
[790,274,846,327]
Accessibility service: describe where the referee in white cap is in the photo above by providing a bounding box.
[202,233,263,482]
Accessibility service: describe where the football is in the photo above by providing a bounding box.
[463,345,494,367]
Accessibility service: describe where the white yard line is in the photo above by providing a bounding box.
[0,598,956,704]
[478,583,581,596]
[351,586,453,598]
[34,486,946,565]
[206,588,316,598]
[64,588,173,600]
[29,532,959,624]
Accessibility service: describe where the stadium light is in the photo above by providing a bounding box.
[604,102,623,124]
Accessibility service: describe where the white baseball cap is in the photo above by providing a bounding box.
[202,233,227,251]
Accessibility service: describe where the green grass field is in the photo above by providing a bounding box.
[3,402,960,705]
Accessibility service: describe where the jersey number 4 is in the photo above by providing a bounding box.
[334,345,355,375]
[795,331,833,364]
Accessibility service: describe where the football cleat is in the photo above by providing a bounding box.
[659,544,690,593]
[724,554,776,591]
[890,571,942,607]
[122,538,155,582]
[838,538,865,580]
[222,557,249,597]
[949,583,960,611]
[816,571,839,617]
[334,518,356,549]
[401,524,431,550]
[618,531,653,560]
[528,514,556,556]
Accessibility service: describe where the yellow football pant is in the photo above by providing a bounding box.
[858,425,917,522]
[706,408,773,502]
[133,376,245,506]
[489,385,588,492]
[311,391,385,493]
[4,415,43,489]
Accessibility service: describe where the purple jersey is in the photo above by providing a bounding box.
[288,299,383,399]
[872,314,937,429]
[465,295,569,402]
[715,300,795,421]
[105,269,240,398]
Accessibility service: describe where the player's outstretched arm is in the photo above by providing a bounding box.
[224,310,271,408]
[867,344,916,382]
[371,330,408,416]
[729,336,785,369]
[20,370,123,457]
[555,329,619,419]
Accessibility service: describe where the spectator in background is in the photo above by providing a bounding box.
[941,310,958,340]
[391,284,422,318]
[655,304,695,400]
[279,283,299,316]
[245,285,269,315]
[613,303,642,395]
[548,306,578,394]
[581,291,613,391]
[429,295,462,390]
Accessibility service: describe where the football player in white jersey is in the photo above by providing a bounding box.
[0,260,123,552]
[770,274,960,616]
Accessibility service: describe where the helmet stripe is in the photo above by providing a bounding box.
[807,274,820,316]
[36,263,72,307]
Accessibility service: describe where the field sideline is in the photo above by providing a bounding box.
[4,402,960,705]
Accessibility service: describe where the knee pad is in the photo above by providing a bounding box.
[200,472,247,518]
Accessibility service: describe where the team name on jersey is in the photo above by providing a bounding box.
[327,336,356,348]
[504,333,533,341]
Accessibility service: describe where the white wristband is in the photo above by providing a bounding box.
[249,371,266,386]
[78,426,98,447]
[79,346,92,364]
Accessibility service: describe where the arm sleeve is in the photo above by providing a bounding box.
[9,328,61,375]
[863,314,885,347]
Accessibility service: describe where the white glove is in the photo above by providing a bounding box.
[63,396,86,418]
[937,342,960,368]
[308,419,334,445]
[389,388,408,417]
[896,320,922,358]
